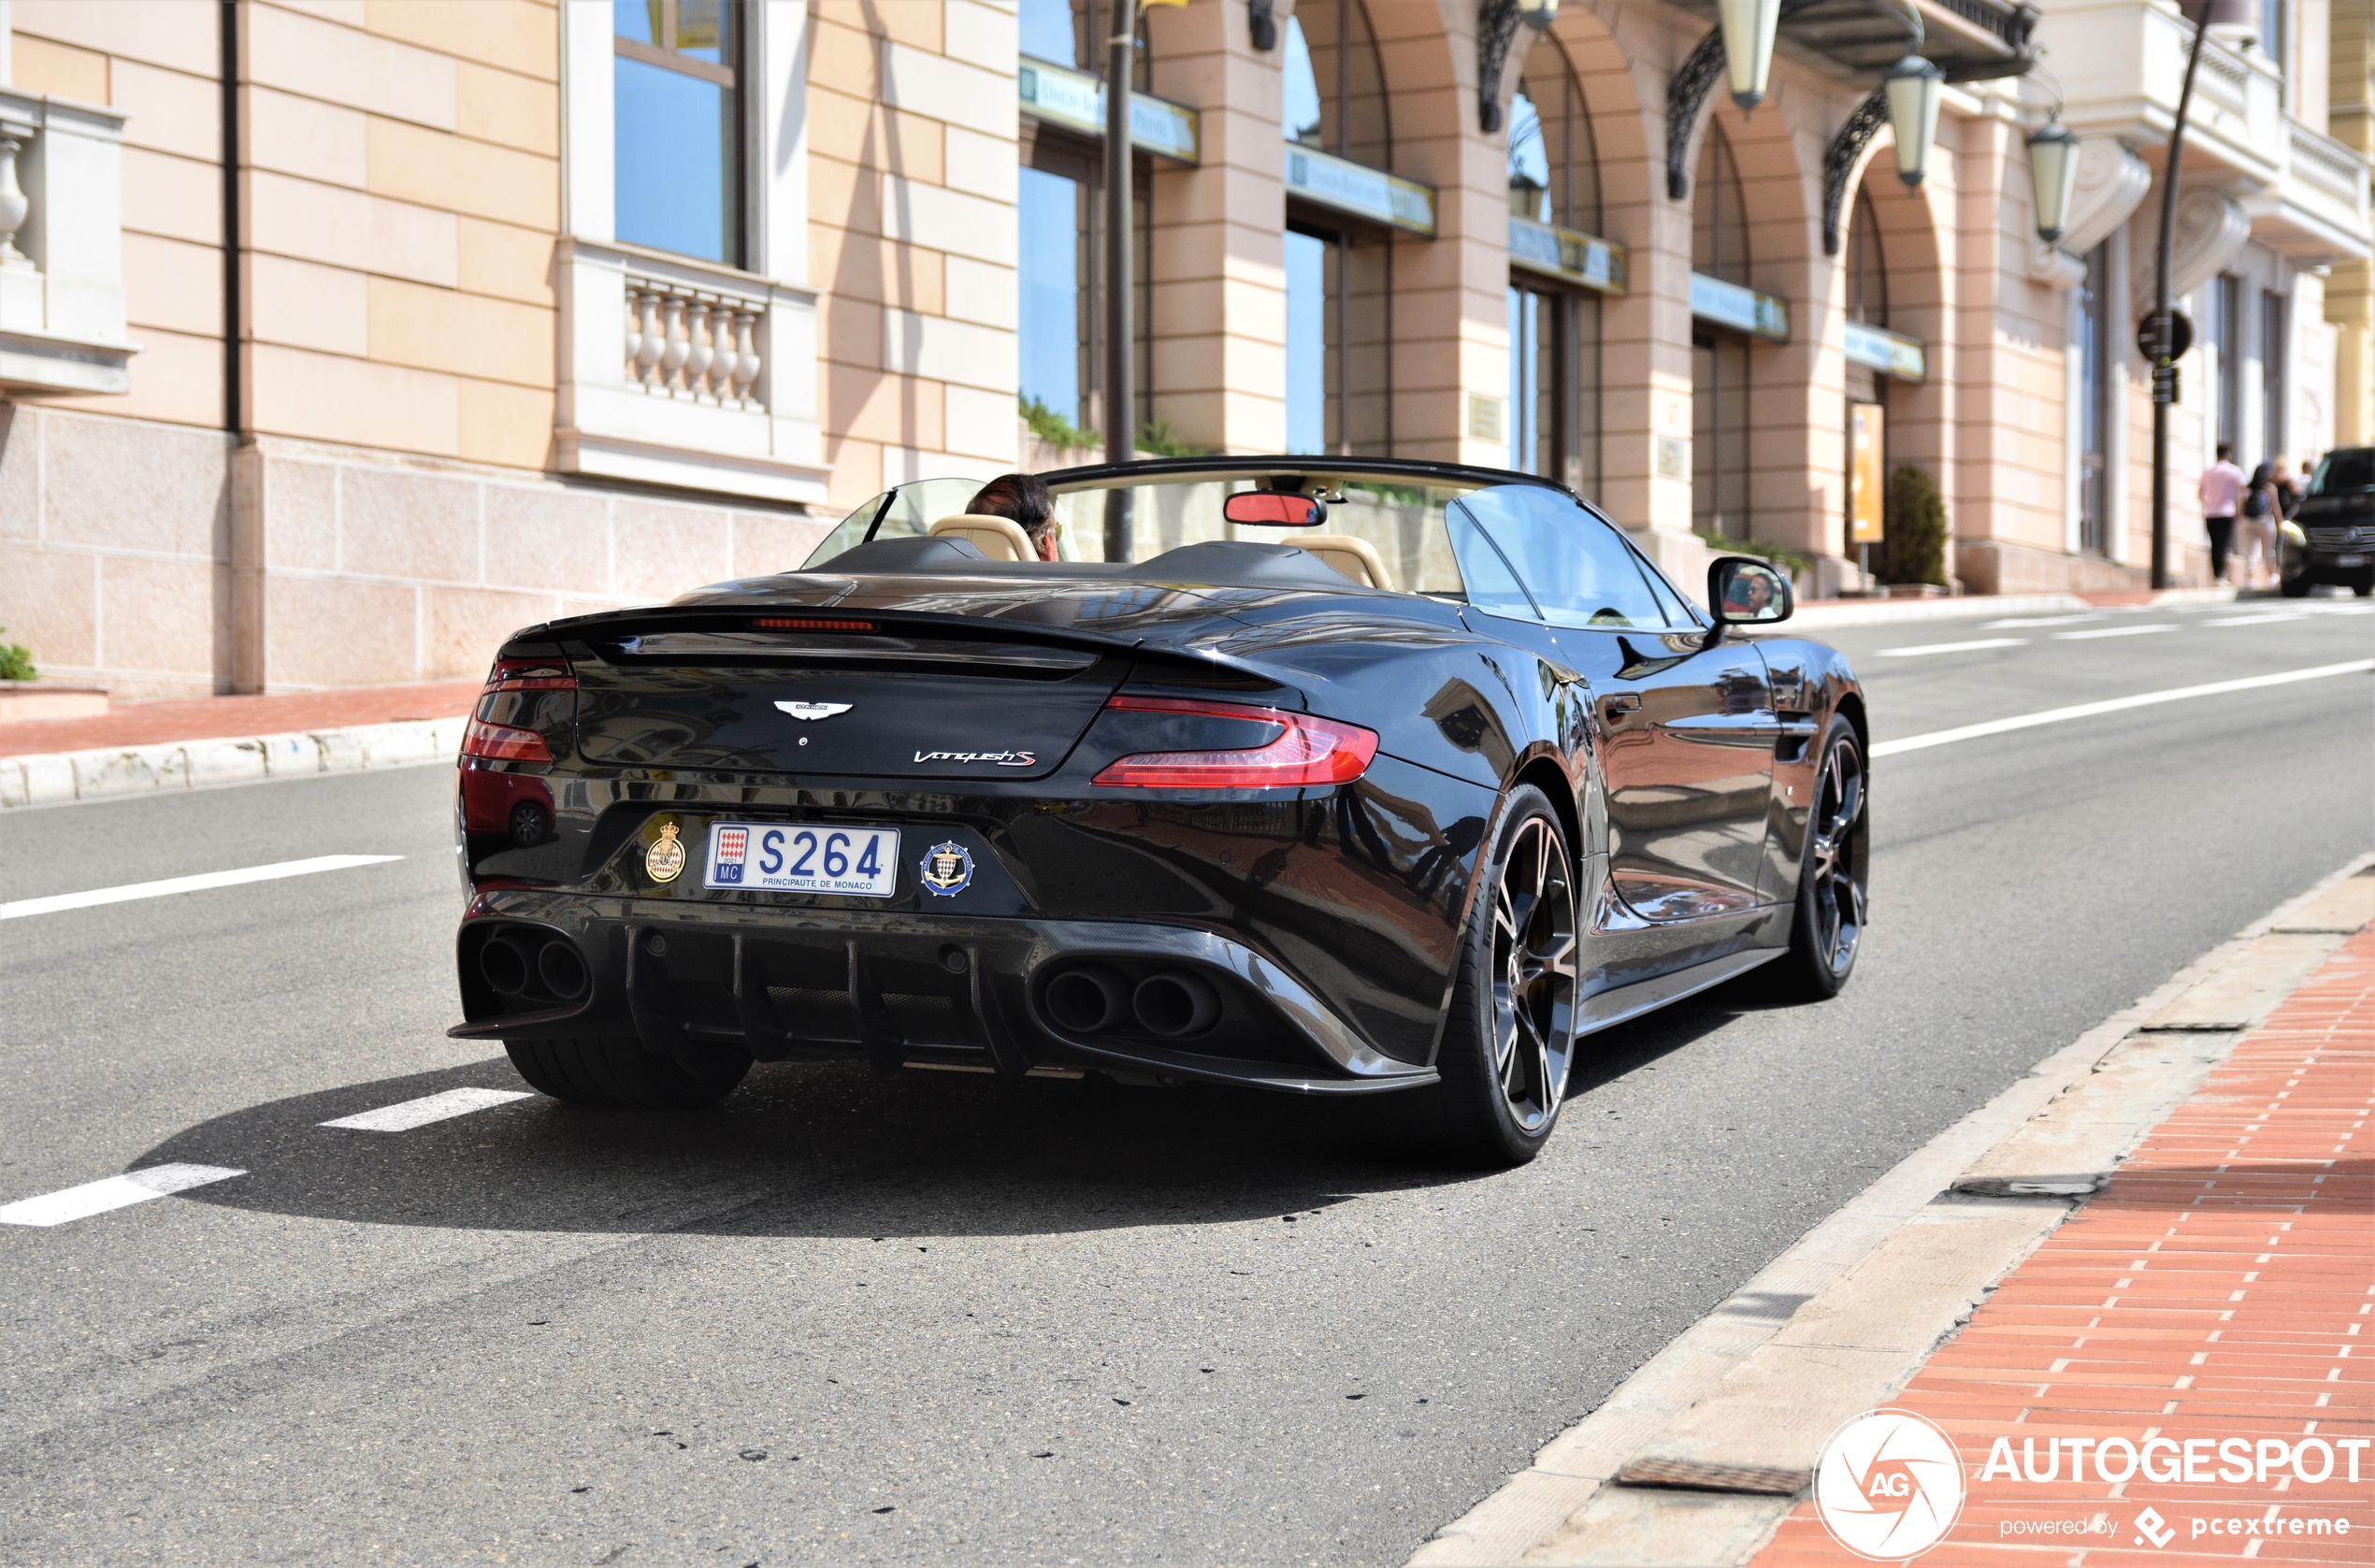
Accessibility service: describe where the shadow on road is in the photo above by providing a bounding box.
[132,982,1752,1239]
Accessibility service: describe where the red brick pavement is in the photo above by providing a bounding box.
[0,680,482,760]
[1752,928,2375,1565]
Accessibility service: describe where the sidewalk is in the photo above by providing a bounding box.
[1755,922,2374,1565]
[1413,860,2373,1567]
[0,680,479,810]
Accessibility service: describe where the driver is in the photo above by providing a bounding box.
[1723,568,1778,617]
[966,473,1061,561]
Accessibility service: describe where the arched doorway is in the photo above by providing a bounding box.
[1691,120,1753,539]
[1844,183,1891,572]
[1506,33,1602,495]
[1282,0,1392,455]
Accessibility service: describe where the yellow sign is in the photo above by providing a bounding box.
[1849,402,1885,546]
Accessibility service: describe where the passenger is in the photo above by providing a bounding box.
[966,472,1062,562]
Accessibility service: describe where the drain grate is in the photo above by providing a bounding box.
[1614,1457,1809,1495]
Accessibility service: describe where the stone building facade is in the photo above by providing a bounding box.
[0,0,2366,698]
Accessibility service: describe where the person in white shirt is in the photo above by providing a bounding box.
[2198,444,2246,583]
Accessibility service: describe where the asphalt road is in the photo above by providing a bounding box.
[2,595,2368,1567]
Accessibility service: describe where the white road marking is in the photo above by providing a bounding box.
[1871,659,2375,758]
[0,1164,245,1228]
[0,855,401,921]
[2201,611,2310,627]
[2053,624,2179,640]
[1876,637,2028,657]
[320,1086,533,1131]
[1981,614,2101,628]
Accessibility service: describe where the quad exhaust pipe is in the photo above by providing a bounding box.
[478,929,589,1002]
[1042,965,1218,1039]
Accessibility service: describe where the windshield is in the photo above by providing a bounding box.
[2308,450,2375,495]
[802,473,1497,599]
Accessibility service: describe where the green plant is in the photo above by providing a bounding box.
[1881,463,1950,587]
[1018,395,1094,452]
[1134,419,1211,458]
[0,626,34,683]
[1695,533,1814,582]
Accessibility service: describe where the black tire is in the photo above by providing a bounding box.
[505,1035,750,1109]
[2353,571,2374,597]
[1767,716,1867,1000]
[2278,568,2314,598]
[1402,784,1579,1167]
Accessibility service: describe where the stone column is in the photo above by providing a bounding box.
[1143,1,1288,453]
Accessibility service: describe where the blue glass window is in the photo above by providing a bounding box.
[614,0,741,266]
[1285,229,1329,454]
[1018,166,1084,424]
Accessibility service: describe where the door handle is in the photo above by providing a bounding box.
[1601,692,1642,720]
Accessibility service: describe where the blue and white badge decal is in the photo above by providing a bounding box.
[919,841,974,897]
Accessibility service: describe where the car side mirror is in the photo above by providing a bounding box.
[1707,556,1792,632]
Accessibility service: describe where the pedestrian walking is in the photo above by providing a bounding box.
[2238,462,2281,588]
[2198,442,2246,583]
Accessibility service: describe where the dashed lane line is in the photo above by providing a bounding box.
[1981,614,2102,629]
[320,1087,534,1132]
[0,854,402,920]
[1876,638,2028,657]
[2052,623,2179,640]
[1870,658,2375,758]
[2201,611,2310,627]
[0,1164,245,1228]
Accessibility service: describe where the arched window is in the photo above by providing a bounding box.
[1505,35,1602,493]
[1283,2,1392,457]
[1283,1,1389,165]
[1692,121,1752,539]
[1846,186,1887,326]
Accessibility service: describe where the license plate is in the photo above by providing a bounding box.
[2334,554,2368,567]
[705,823,900,896]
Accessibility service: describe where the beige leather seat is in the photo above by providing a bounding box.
[928,513,1036,561]
[1299,533,1396,590]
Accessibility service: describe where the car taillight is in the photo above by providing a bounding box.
[1091,696,1378,788]
[755,617,877,631]
[462,656,575,763]
[460,719,551,762]
[482,658,577,694]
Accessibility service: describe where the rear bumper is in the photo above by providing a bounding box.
[450,891,1437,1096]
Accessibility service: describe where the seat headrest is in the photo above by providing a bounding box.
[1298,533,1396,590]
[928,513,1036,562]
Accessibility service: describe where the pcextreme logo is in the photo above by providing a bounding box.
[1813,1410,1967,1561]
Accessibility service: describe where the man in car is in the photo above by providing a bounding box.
[967,473,1062,561]
[1722,567,1778,618]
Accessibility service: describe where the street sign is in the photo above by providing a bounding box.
[2152,363,2182,405]
[2137,309,2194,364]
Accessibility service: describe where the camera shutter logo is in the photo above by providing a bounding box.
[1813,1409,1967,1561]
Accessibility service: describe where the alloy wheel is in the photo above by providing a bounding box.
[1806,733,1867,979]
[1489,816,1578,1132]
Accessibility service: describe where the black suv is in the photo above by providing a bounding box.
[2284,448,2375,597]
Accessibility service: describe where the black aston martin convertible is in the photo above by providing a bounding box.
[450,457,1867,1164]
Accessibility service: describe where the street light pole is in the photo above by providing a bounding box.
[1102,0,1135,560]
[2148,9,2212,590]
[2148,0,2253,588]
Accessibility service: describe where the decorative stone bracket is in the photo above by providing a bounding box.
[2126,185,2252,314]
[0,88,136,396]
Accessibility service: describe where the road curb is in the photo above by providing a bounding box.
[1789,587,2238,630]
[1407,852,2375,1568]
[0,717,467,811]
